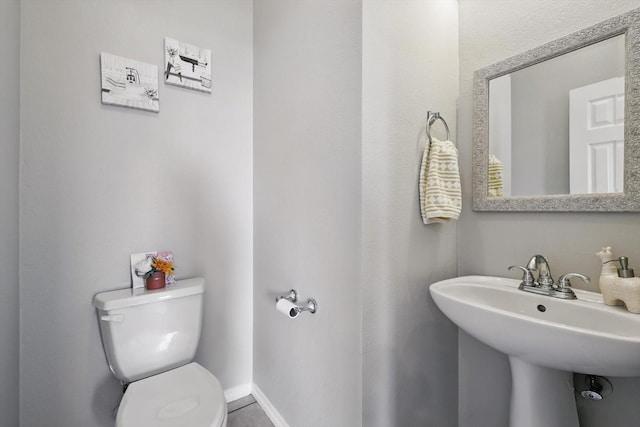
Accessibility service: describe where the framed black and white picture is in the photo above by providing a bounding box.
[164,37,212,93]
[100,52,159,112]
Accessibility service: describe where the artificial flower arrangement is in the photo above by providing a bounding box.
[144,257,174,278]
[134,252,175,290]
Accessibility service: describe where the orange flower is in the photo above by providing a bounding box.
[152,257,175,275]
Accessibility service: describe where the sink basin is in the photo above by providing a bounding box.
[430,275,640,376]
[430,275,640,427]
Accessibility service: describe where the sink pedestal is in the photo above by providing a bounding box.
[509,357,579,427]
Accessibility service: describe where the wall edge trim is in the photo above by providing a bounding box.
[252,383,291,427]
[224,383,252,403]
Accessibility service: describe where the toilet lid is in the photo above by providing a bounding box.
[117,363,227,427]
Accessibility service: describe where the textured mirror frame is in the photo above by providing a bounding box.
[473,8,640,212]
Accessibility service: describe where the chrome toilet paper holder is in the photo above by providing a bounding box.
[276,289,317,315]
[276,289,298,304]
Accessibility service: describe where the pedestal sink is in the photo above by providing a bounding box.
[429,276,640,427]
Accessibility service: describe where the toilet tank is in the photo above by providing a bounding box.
[93,277,204,383]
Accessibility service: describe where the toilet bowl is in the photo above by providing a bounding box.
[93,278,227,427]
[117,363,227,427]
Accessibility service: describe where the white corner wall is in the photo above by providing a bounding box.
[19,1,253,426]
[362,1,459,426]
[0,0,20,425]
[253,1,363,426]
[458,1,640,426]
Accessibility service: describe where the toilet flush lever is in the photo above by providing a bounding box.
[100,314,124,322]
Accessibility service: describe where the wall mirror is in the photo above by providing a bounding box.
[473,8,640,212]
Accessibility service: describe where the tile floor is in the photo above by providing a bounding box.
[228,395,275,427]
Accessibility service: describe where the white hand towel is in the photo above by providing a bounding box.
[419,138,462,224]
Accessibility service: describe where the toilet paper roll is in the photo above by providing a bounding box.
[276,298,300,319]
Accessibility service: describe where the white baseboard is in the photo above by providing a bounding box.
[251,383,291,427]
[224,383,252,403]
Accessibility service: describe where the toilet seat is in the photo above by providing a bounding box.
[116,362,227,427]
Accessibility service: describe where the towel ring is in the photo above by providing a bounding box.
[426,111,450,142]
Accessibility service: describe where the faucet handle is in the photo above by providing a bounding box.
[508,265,536,288]
[557,273,590,287]
[554,273,590,300]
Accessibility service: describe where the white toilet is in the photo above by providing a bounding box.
[93,277,228,427]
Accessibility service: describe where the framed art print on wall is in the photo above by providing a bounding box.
[100,52,159,112]
[164,37,212,93]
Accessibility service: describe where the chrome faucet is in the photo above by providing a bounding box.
[526,255,554,289]
[509,254,590,300]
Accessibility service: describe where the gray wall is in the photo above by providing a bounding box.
[458,1,640,426]
[0,0,20,425]
[254,3,460,426]
[362,1,459,426]
[253,1,362,426]
[20,1,253,426]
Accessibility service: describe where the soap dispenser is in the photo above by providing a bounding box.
[599,252,640,313]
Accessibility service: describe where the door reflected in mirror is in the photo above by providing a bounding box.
[488,35,625,198]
